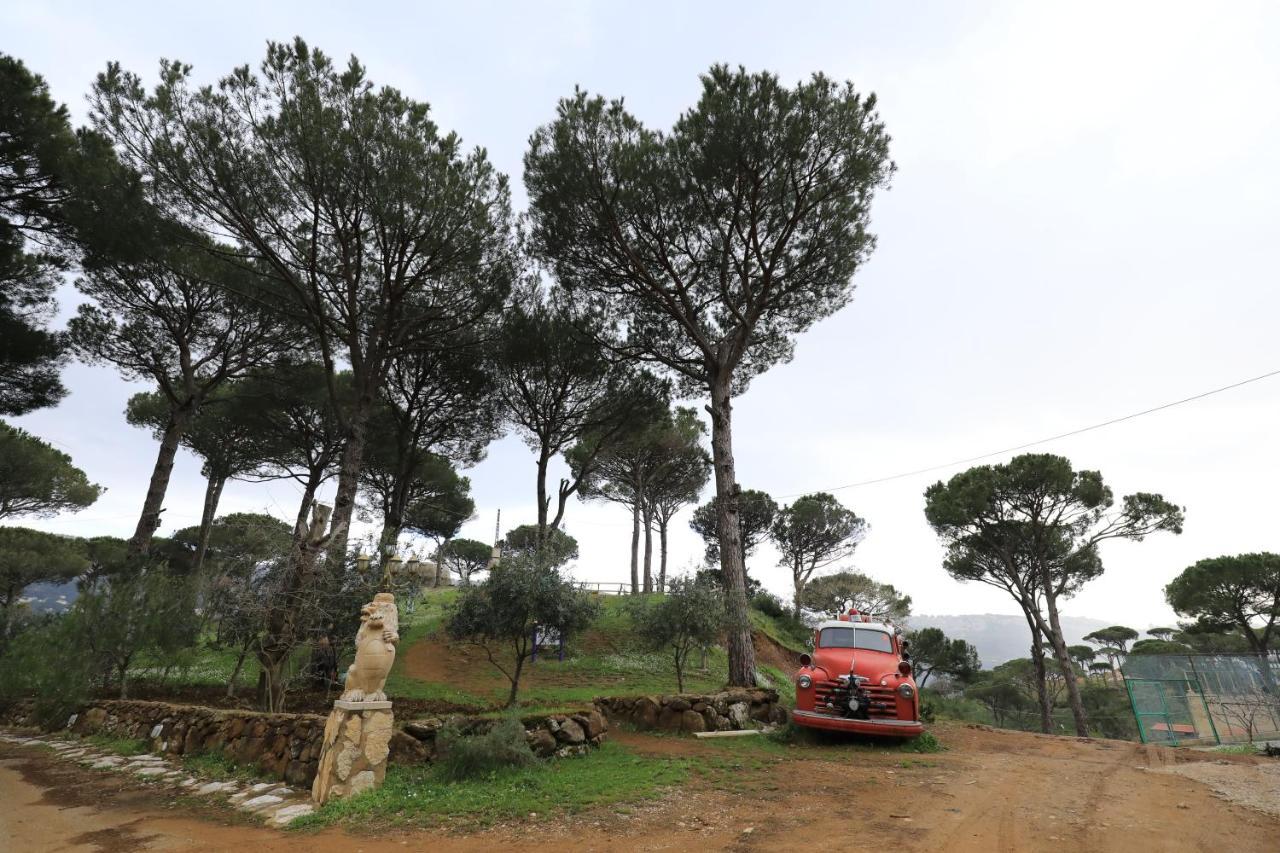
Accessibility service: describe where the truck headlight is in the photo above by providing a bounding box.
[898,683,915,699]
[797,674,812,689]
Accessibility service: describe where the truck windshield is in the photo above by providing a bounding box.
[819,627,893,653]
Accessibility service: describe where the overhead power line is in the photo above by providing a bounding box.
[777,367,1280,498]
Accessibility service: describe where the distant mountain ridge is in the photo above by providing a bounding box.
[909,613,1111,667]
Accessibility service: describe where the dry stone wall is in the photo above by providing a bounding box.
[402,708,609,758]
[594,689,787,734]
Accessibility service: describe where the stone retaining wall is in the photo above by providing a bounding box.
[594,689,787,734]
[0,699,431,787]
[402,707,609,758]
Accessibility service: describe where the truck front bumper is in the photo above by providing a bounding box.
[791,709,925,738]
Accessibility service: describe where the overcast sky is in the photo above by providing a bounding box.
[5,1,1278,629]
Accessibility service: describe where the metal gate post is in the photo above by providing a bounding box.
[1124,677,1147,744]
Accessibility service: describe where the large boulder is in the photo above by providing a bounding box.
[527,729,557,757]
[680,710,706,733]
[554,718,586,745]
[631,697,660,729]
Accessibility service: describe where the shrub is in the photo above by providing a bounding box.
[0,612,92,730]
[434,716,536,781]
[751,591,788,619]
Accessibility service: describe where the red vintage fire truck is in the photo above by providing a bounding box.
[791,609,924,737]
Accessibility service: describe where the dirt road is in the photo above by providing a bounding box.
[4,724,1278,852]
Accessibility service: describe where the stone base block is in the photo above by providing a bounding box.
[311,702,393,805]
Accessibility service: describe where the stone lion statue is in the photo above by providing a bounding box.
[340,592,399,702]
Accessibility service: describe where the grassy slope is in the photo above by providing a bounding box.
[384,590,802,714]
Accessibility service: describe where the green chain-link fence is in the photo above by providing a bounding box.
[1121,653,1280,745]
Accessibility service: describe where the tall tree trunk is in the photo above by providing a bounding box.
[128,410,192,557]
[1035,585,1090,737]
[792,558,804,618]
[191,473,227,575]
[535,449,551,547]
[1020,603,1052,733]
[658,517,669,592]
[326,392,376,565]
[629,500,640,594]
[642,502,654,594]
[708,376,756,687]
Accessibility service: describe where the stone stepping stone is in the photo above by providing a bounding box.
[91,757,124,769]
[247,782,280,793]
[195,781,239,796]
[127,755,165,764]
[240,794,285,812]
[268,803,315,826]
[135,766,172,777]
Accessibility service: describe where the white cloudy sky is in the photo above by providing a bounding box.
[5,1,1278,629]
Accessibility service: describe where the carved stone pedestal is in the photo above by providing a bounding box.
[311,699,393,805]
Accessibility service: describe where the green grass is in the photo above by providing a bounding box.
[291,740,691,830]
[85,734,149,756]
[1213,743,1263,754]
[181,749,274,782]
[749,609,811,654]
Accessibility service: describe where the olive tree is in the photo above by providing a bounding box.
[633,576,725,692]
[447,557,598,707]
[525,66,894,685]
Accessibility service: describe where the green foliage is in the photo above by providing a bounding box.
[493,284,669,539]
[902,731,945,753]
[750,591,788,619]
[76,564,199,697]
[1067,644,1097,665]
[0,421,102,521]
[0,527,88,608]
[964,672,1030,728]
[434,716,536,781]
[906,627,981,689]
[1079,682,1137,740]
[1128,639,1194,655]
[447,557,599,707]
[436,538,493,586]
[690,489,777,567]
[799,570,912,621]
[631,576,725,691]
[0,613,93,729]
[0,54,134,415]
[85,734,149,756]
[1083,626,1140,653]
[748,608,811,655]
[500,525,579,569]
[1165,553,1280,655]
[524,65,894,398]
[293,740,691,829]
[771,492,867,612]
[182,748,275,782]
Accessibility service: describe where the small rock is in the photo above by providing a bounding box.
[269,803,315,826]
[135,766,170,777]
[240,794,285,811]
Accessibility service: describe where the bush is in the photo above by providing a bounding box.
[434,717,536,781]
[0,613,93,730]
[751,591,788,619]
